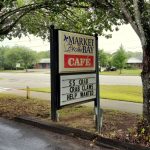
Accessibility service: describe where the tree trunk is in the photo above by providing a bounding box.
[141,73,150,121]
[119,69,122,74]
[25,66,28,72]
[141,43,150,121]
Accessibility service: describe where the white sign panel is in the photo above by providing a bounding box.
[16,63,20,68]
[59,31,96,73]
[60,74,96,106]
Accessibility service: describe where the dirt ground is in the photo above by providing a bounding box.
[0,94,141,143]
[41,106,141,138]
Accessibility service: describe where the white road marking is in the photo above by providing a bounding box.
[0,87,12,92]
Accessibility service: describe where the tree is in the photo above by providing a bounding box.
[98,50,109,68]
[0,46,37,71]
[37,51,50,59]
[0,47,6,70]
[0,0,70,40]
[18,47,37,72]
[0,1,150,120]
[4,47,21,70]
[112,45,127,74]
[0,0,121,40]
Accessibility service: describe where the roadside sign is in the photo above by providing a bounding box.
[60,73,96,106]
[50,26,101,133]
[59,31,95,73]
[16,63,20,68]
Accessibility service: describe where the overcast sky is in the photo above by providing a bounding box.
[99,24,142,53]
[0,24,142,53]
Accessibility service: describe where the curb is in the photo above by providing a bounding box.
[15,116,150,150]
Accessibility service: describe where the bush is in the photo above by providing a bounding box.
[16,67,24,70]
[126,64,134,69]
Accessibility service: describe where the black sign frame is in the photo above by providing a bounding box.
[50,26,100,126]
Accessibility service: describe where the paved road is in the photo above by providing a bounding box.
[100,75,142,86]
[0,87,11,92]
[0,118,110,150]
[0,72,50,89]
[0,72,142,89]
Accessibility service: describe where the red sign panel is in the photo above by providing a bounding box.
[64,54,94,68]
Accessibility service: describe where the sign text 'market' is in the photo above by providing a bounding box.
[64,35,94,53]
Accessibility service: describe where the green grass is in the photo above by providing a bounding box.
[100,85,142,103]
[0,70,26,73]
[25,85,143,103]
[27,87,51,93]
[100,69,142,76]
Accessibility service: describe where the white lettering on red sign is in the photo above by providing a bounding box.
[64,54,94,68]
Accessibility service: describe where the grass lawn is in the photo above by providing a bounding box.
[0,70,27,73]
[26,85,143,103]
[0,70,19,72]
[27,87,51,93]
[100,69,142,76]
[100,85,142,103]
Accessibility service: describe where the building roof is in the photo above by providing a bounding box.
[127,57,142,64]
[39,58,50,63]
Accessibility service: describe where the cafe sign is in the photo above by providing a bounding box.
[59,31,96,73]
[50,26,100,132]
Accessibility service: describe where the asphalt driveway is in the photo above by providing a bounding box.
[0,118,110,150]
